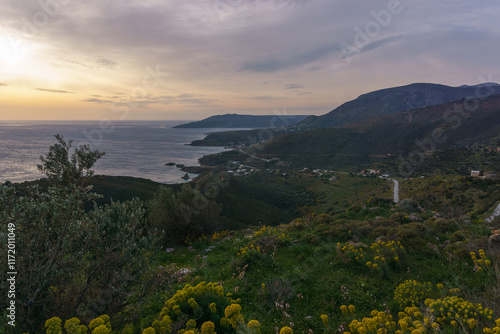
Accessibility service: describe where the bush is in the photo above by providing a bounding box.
[396,199,420,213]
[148,184,222,246]
[0,136,155,333]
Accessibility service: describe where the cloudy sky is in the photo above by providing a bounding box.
[1,0,499,120]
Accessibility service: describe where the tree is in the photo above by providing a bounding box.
[37,134,105,188]
[0,136,155,333]
[149,184,222,246]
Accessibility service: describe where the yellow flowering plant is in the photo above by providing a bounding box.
[394,280,434,308]
[152,281,243,334]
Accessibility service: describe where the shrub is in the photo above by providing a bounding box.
[394,280,434,308]
[396,199,420,213]
[0,136,154,333]
[154,282,244,333]
[148,184,222,246]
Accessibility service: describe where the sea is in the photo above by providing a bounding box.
[0,120,237,184]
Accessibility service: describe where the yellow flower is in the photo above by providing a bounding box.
[280,326,293,334]
[321,314,328,326]
[247,320,260,329]
[467,318,476,329]
[341,305,349,315]
[186,319,196,329]
[209,303,217,313]
[45,317,63,334]
[437,283,444,290]
[201,321,216,334]
[349,305,355,314]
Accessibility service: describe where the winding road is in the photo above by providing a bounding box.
[392,179,400,203]
[486,202,500,223]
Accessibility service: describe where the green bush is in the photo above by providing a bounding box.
[0,135,155,333]
[148,184,222,246]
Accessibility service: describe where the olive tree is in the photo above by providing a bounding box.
[0,135,155,333]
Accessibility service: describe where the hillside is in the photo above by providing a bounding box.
[174,114,309,128]
[254,94,500,175]
[297,82,500,129]
[4,135,500,334]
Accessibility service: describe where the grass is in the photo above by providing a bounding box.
[137,182,500,333]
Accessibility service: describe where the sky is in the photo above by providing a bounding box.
[1,0,499,120]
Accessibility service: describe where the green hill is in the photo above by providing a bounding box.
[297,82,500,129]
[174,114,309,129]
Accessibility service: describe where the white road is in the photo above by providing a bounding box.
[486,202,500,223]
[392,179,400,203]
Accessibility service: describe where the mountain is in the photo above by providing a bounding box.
[298,82,500,128]
[256,93,500,174]
[174,114,309,128]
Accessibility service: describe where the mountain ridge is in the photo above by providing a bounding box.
[174,114,309,128]
[298,82,500,129]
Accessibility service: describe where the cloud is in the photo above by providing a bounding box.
[340,35,405,60]
[284,83,303,89]
[95,57,117,69]
[36,88,75,94]
[80,93,218,107]
[0,83,7,86]
[248,95,278,100]
[81,98,112,104]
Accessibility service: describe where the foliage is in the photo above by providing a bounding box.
[153,281,240,333]
[0,136,155,333]
[37,134,105,188]
[148,184,222,246]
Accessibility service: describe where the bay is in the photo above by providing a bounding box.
[0,120,236,184]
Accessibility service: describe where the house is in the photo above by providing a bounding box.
[483,171,494,179]
[470,170,480,177]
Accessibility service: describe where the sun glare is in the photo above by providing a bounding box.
[0,35,26,64]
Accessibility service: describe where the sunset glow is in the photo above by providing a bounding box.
[1,1,500,120]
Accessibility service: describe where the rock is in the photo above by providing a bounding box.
[165,162,175,166]
[440,240,451,248]
[165,247,175,253]
[175,268,193,281]
[375,236,388,243]
[492,230,500,235]
[176,164,185,168]
[304,316,313,321]
[181,173,189,180]
[369,207,380,211]
[426,243,440,255]
[409,215,423,222]
[348,241,368,248]
[489,234,500,249]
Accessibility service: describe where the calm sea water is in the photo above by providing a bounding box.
[0,120,234,184]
